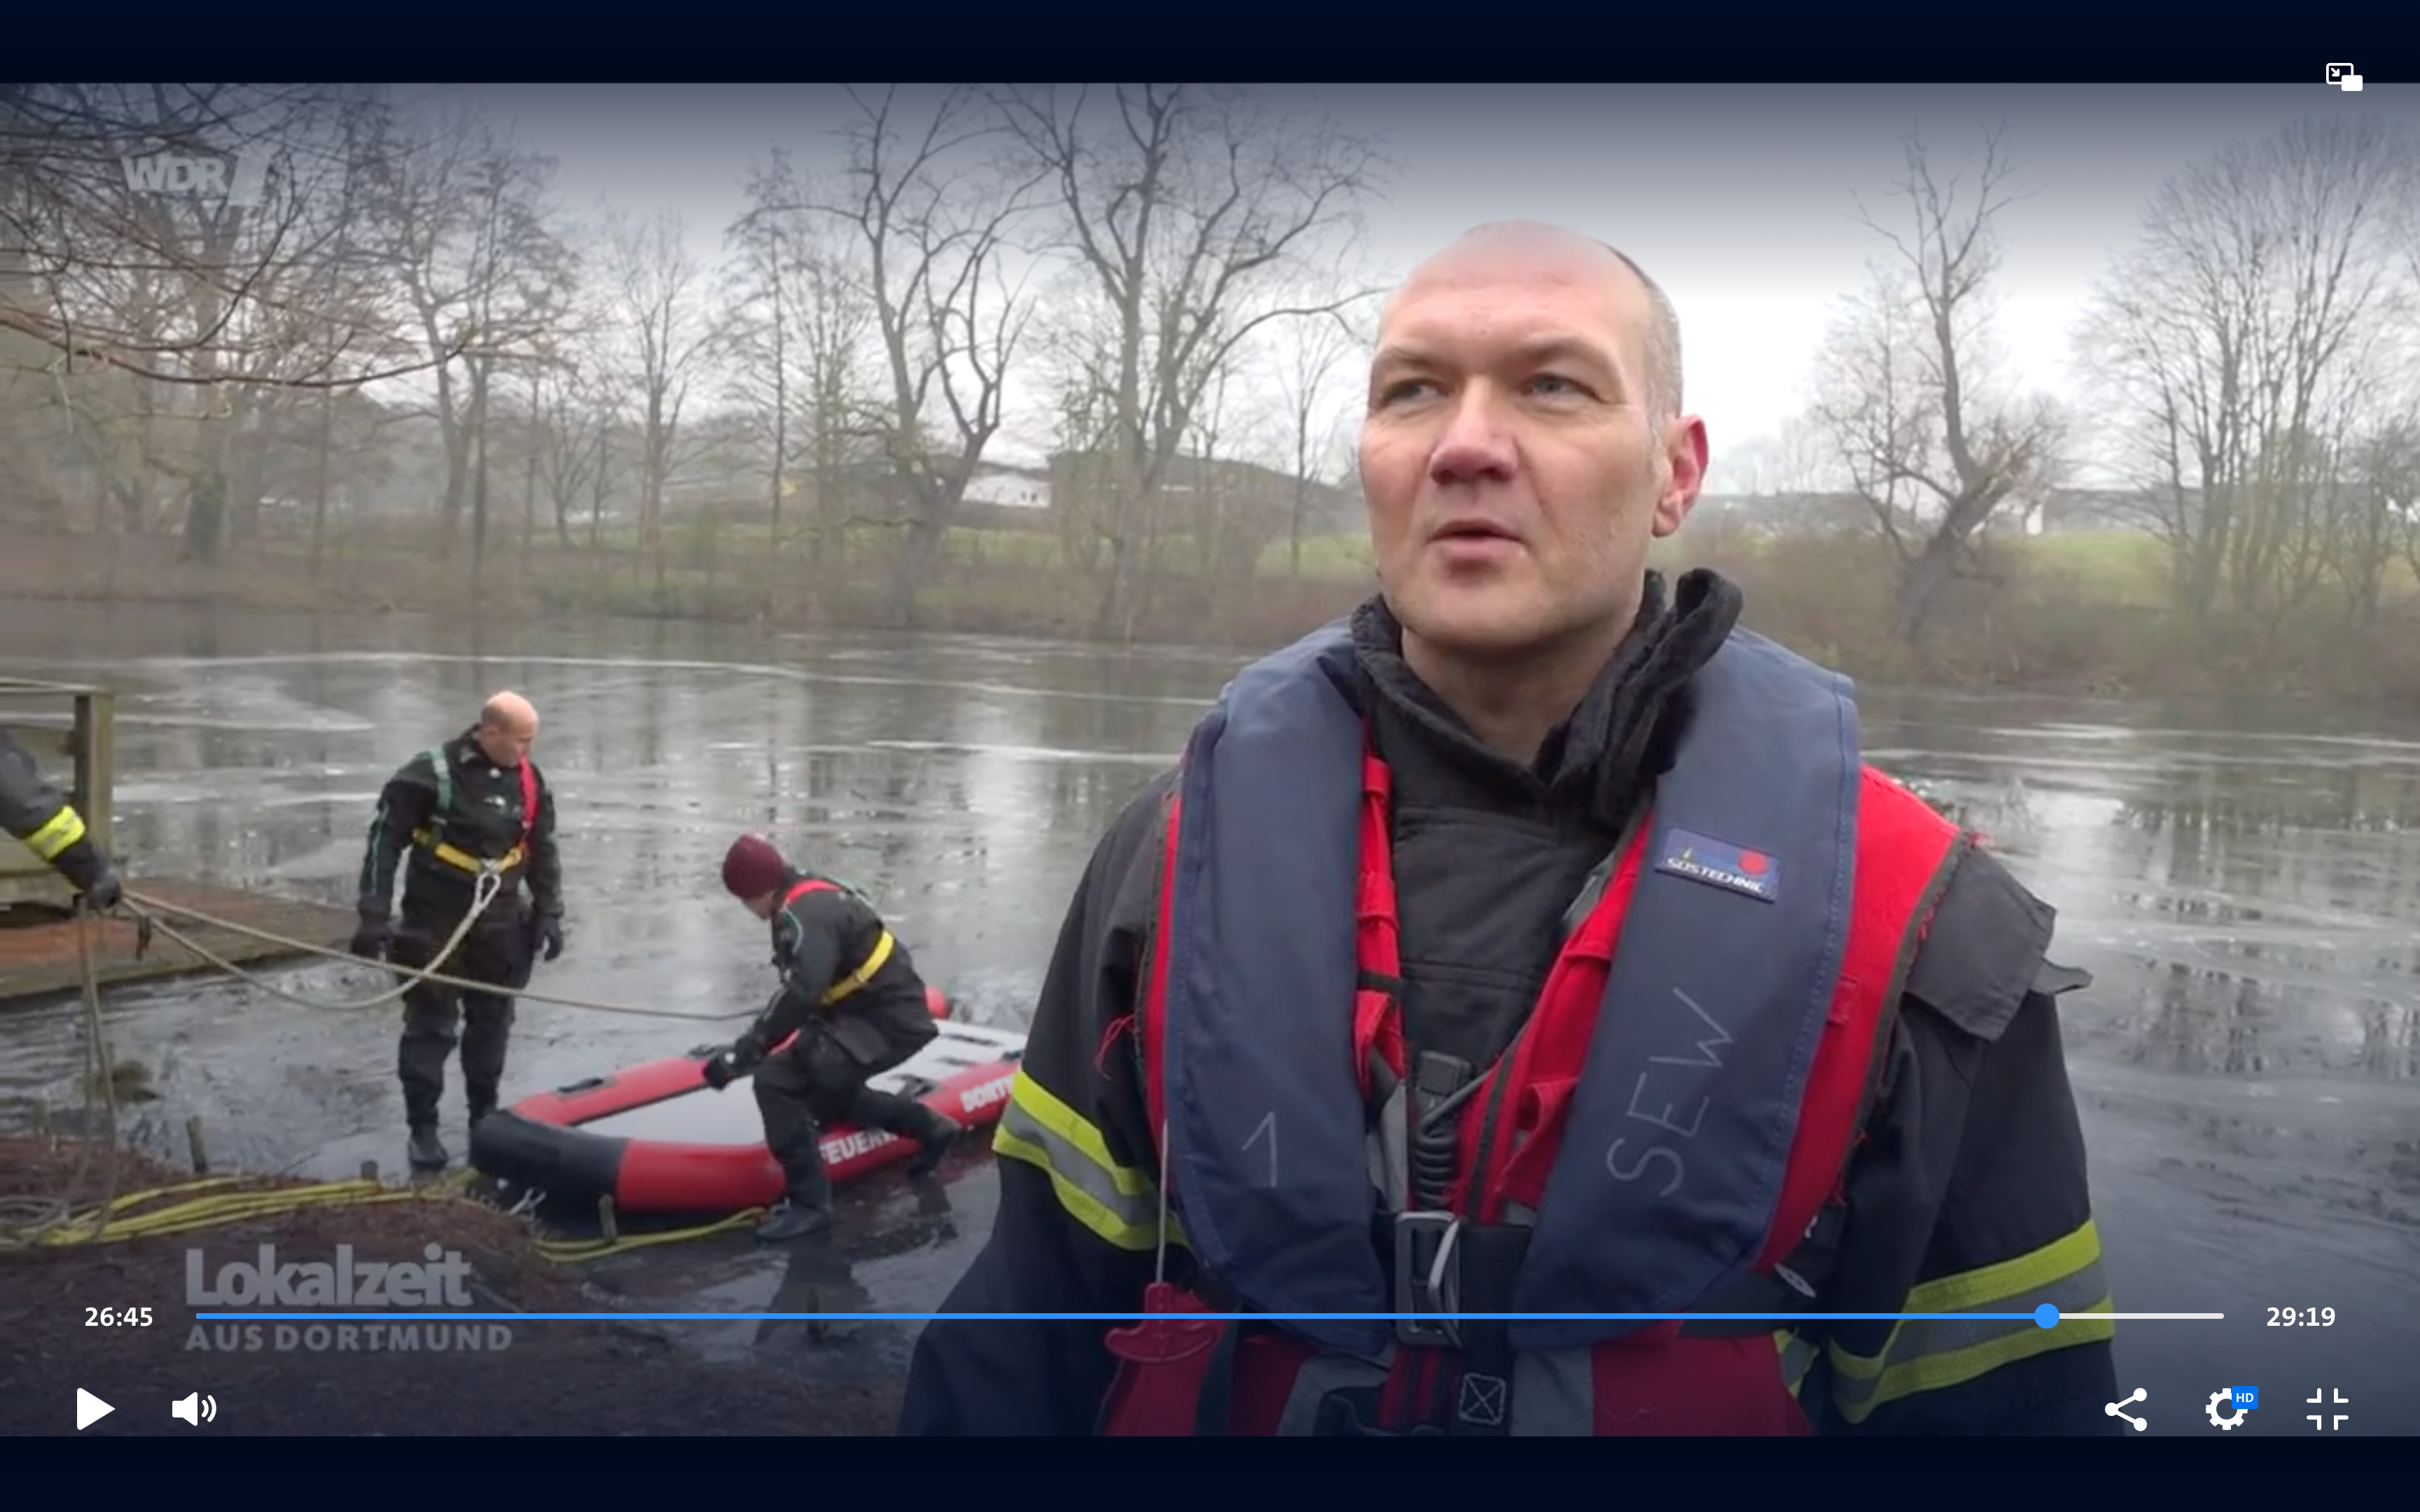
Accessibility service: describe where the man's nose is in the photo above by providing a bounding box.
[1428,388,1518,484]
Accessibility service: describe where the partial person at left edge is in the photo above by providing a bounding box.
[0,727,124,909]
[352,691,565,1172]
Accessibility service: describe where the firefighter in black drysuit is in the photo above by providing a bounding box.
[705,834,961,1242]
[352,694,564,1172]
[1,729,124,910]
[898,572,2122,1436]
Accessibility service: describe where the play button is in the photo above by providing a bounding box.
[76,1388,113,1429]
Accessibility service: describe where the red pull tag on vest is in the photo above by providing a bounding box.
[1098,1282,1225,1436]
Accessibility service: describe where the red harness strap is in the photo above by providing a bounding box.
[1098,788,1227,1436]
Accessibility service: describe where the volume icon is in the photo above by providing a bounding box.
[171,1392,216,1424]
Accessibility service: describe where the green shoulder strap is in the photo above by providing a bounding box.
[422,746,451,818]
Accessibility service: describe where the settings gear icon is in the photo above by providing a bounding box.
[2208,1390,2248,1429]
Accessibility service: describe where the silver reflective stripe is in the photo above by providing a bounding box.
[1277,1348,1393,1436]
[1366,1084,1410,1213]
[992,1094,1161,1247]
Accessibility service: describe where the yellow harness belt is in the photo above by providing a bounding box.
[819,929,893,1006]
[409,743,535,875]
[411,828,527,874]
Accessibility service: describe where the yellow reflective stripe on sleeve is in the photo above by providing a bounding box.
[27,805,85,861]
[1823,1219,2115,1424]
[991,1069,1179,1253]
[819,930,893,1006]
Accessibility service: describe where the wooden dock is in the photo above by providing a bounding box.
[0,879,354,1005]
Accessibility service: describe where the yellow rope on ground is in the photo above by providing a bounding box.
[0,909,124,1248]
[20,1164,764,1263]
[1,889,769,1258]
[122,886,752,1025]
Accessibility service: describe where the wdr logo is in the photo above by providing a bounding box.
[120,148,267,209]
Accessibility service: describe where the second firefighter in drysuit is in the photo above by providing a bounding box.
[1,729,124,909]
[707,835,961,1241]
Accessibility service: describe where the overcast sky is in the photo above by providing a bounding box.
[438,83,2410,484]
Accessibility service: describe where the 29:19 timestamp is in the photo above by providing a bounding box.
[85,1308,153,1326]
[2267,1308,2336,1326]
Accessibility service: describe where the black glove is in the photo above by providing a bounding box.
[529,912,564,963]
[730,1030,770,1074]
[349,910,389,961]
[702,1053,737,1092]
[78,864,123,913]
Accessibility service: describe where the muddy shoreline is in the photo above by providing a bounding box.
[0,1136,908,1436]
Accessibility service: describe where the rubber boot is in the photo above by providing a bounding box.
[857,1089,961,1179]
[408,1126,450,1170]
[758,1151,834,1243]
[905,1107,962,1179]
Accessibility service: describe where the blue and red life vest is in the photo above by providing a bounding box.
[1097,619,1967,1436]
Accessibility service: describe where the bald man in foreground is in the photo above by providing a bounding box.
[354,691,566,1170]
[900,221,2115,1436]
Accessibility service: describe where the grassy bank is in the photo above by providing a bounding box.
[6,520,2417,701]
[0,1135,902,1436]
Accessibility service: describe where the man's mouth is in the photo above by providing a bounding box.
[1434,521,1514,542]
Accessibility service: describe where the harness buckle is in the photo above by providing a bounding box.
[1391,1210,1463,1349]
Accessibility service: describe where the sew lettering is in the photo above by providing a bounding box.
[1604,988,1735,1196]
[1648,988,1734,1069]
[1604,1140,1685,1196]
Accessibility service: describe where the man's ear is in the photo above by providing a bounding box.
[1653,414,1709,538]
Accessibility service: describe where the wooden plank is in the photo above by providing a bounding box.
[0,878,356,1005]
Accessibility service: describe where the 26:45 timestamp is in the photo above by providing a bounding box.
[2268,1308,2336,1326]
[85,1308,153,1326]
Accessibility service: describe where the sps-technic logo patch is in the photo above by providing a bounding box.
[1655,826,1780,902]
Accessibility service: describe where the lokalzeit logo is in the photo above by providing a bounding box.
[183,1242,510,1354]
[187,1242,475,1307]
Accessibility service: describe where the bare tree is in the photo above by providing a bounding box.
[592,204,718,599]
[992,83,1388,639]
[778,86,1042,626]
[724,151,880,584]
[2074,115,2411,640]
[1705,412,1843,500]
[354,95,573,564]
[531,347,608,551]
[1811,128,2064,645]
[4,85,417,555]
[1268,302,1370,575]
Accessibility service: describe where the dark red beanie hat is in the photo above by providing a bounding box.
[722,834,789,899]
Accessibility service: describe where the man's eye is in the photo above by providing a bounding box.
[1531,374,1586,397]
[1378,379,1435,405]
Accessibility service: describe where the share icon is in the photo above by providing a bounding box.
[2106,1387,2148,1432]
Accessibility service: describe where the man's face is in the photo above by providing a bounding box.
[1360,239,1706,661]
[475,714,535,769]
[745,892,776,920]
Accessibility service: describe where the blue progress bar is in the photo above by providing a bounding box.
[197,1304,2106,1327]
